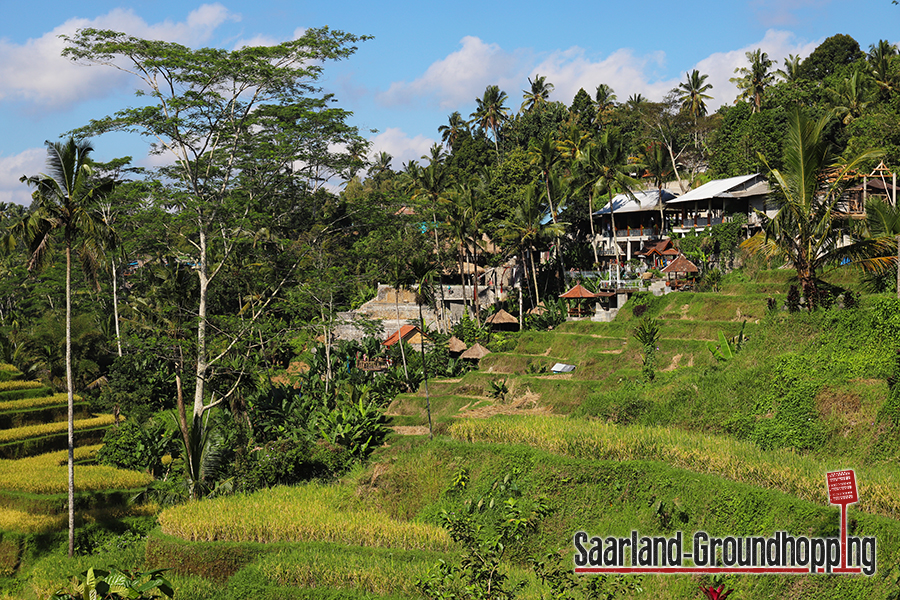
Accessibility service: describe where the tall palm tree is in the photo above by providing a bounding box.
[868,40,899,100]
[438,111,468,150]
[469,85,510,162]
[677,70,714,120]
[777,54,803,83]
[594,83,618,127]
[410,254,437,439]
[826,69,875,124]
[741,109,883,308]
[498,183,566,306]
[574,128,641,266]
[15,137,113,557]
[640,141,674,230]
[521,74,554,112]
[730,49,775,113]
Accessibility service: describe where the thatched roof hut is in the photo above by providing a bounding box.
[485,308,519,330]
[661,255,700,276]
[460,343,490,360]
[560,284,597,299]
[448,336,468,355]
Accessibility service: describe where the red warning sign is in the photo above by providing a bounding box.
[827,470,858,505]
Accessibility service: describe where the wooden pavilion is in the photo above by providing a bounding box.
[661,255,700,290]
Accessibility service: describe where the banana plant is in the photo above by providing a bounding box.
[50,567,174,600]
[707,321,746,362]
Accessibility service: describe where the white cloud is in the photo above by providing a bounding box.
[0,4,239,108]
[378,36,526,109]
[694,29,821,111]
[532,46,676,105]
[0,148,47,206]
[368,128,436,170]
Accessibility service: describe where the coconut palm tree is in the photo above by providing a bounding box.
[741,109,884,308]
[15,137,114,557]
[574,128,642,266]
[521,74,554,112]
[469,85,510,162]
[438,111,468,150]
[730,49,775,113]
[777,54,803,83]
[409,254,437,439]
[498,183,566,306]
[677,70,713,120]
[862,198,900,298]
[640,141,674,231]
[868,40,899,100]
[827,69,875,124]
[594,83,618,127]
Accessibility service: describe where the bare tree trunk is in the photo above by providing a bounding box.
[193,225,209,419]
[589,192,600,266]
[174,370,193,498]
[65,243,75,558]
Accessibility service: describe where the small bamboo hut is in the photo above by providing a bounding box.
[460,343,490,362]
[527,301,547,316]
[661,255,700,290]
[485,308,519,330]
[560,284,597,317]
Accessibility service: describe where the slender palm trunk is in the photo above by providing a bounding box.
[65,242,75,557]
[112,258,122,357]
[529,247,541,306]
[472,236,480,325]
[394,292,409,385]
[608,189,621,267]
[589,191,600,266]
[418,302,433,440]
[458,247,468,317]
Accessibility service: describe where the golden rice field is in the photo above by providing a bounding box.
[0,445,151,494]
[450,415,900,520]
[0,393,79,412]
[159,484,452,551]
[0,414,113,444]
[0,507,63,534]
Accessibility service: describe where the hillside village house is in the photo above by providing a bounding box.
[593,173,775,265]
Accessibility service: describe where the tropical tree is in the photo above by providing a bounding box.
[438,111,468,149]
[639,141,674,229]
[573,128,641,266]
[594,83,618,126]
[826,69,875,124]
[14,137,114,557]
[860,198,900,298]
[777,54,803,82]
[470,85,510,162]
[62,27,368,426]
[677,70,714,122]
[868,40,899,100]
[498,183,566,306]
[730,49,775,113]
[410,254,438,439]
[521,74,554,112]
[741,109,884,307]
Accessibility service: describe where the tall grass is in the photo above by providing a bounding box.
[159,484,452,551]
[0,446,151,493]
[450,415,900,520]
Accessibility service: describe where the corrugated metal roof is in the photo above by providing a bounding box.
[666,174,764,205]
[594,189,677,215]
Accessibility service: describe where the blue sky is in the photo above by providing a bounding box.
[1,0,897,205]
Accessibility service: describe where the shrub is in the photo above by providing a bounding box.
[97,419,174,477]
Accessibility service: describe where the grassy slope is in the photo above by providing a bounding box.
[14,270,900,599]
